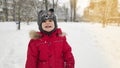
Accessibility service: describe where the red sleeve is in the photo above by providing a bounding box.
[63,37,75,68]
[25,39,39,68]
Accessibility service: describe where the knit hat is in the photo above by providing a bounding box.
[37,9,57,34]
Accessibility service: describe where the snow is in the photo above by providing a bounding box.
[0,22,120,68]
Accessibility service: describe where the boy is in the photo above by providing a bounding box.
[25,9,75,68]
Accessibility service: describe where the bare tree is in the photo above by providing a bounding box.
[45,0,48,10]
[9,0,59,23]
[70,0,77,22]
[12,0,44,23]
[70,0,73,21]
[13,0,16,21]
[28,0,44,18]
[17,0,22,30]
[52,0,58,11]
[14,0,25,30]
[4,0,8,21]
[21,0,34,24]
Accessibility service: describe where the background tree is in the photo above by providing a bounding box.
[45,0,48,10]
[4,0,8,21]
[70,0,77,22]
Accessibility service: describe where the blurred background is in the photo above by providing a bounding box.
[0,0,120,26]
[0,0,87,22]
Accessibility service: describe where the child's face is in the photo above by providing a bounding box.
[42,19,55,32]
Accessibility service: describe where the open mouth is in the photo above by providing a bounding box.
[45,26,52,28]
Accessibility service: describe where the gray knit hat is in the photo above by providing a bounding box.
[37,9,57,34]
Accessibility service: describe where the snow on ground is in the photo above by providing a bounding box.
[0,22,120,68]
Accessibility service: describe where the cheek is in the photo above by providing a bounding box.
[51,21,55,26]
[41,24,46,29]
[52,23,55,27]
[41,24,44,28]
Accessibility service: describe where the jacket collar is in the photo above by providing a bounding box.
[29,28,66,40]
[39,28,62,37]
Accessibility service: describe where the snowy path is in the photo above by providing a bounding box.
[59,23,110,68]
[0,22,119,68]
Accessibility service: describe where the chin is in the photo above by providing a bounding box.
[45,30,52,32]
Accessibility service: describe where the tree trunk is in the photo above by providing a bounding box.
[4,0,8,21]
[73,0,77,22]
[13,0,16,21]
[18,5,21,30]
[73,6,76,22]
[53,0,55,10]
[70,0,73,21]
[45,0,48,10]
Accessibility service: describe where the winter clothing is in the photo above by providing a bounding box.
[37,10,57,34]
[25,28,75,68]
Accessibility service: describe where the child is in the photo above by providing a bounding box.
[25,9,75,68]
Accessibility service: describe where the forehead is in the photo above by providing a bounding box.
[43,19,54,22]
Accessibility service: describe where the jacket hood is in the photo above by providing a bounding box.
[29,28,66,39]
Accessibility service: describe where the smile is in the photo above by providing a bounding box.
[45,26,52,28]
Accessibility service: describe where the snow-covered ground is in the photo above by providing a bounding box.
[0,22,120,68]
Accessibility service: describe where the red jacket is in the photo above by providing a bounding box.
[25,28,75,68]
